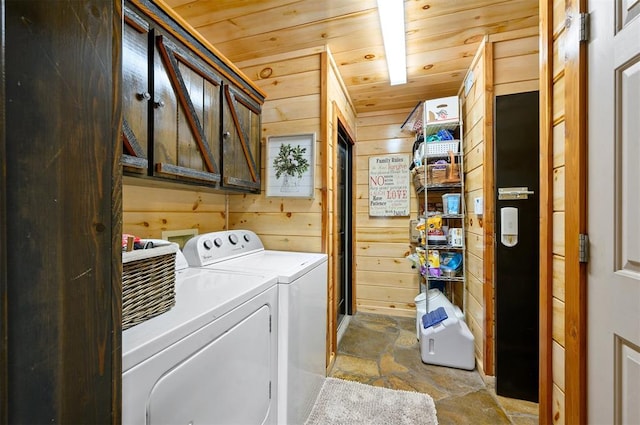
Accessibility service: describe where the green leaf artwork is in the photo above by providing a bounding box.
[272,143,310,179]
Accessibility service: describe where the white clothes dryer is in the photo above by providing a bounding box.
[122,248,279,425]
[183,230,328,425]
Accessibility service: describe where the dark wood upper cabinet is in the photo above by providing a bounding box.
[123,0,265,192]
[153,32,222,184]
[222,85,262,192]
[122,6,150,173]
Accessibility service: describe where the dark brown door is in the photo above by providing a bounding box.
[494,91,540,402]
[337,123,353,324]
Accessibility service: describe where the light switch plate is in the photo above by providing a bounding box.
[474,197,483,215]
[161,228,199,249]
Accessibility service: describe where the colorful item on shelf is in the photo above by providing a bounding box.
[416,219,426,243]
[427,215,447,245]
[440,252,463,272]
[427,215,442,233]
[413,142,426,167]
[428,250,442,277]
[448,228,464,247]
[425,129,454,143]
[405,252,421,269]
[417,247,428,278]
[428,250,440,268]
[437,129,454,140]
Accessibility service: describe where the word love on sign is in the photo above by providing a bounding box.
[368,154,410,217]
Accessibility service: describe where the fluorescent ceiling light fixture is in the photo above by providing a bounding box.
[377,0,407,85]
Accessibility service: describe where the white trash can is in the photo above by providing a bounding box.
[414,289,465,340]
[414,292,427,340]
[419,305,475,370]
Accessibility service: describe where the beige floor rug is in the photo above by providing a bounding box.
[305,378,438,425]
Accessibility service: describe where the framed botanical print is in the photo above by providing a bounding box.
[266,133,315,198]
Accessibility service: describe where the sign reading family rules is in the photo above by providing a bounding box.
[368,154,410,216]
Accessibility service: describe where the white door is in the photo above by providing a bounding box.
[588,1,640,423]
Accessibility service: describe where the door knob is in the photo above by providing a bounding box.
[154,100,165,108]
[136,92,151,101]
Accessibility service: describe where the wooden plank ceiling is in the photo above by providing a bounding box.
[163,0,539,114]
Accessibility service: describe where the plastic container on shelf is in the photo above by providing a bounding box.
[440,252,463,278]
[442,193,461,214]
[425,140,459,156]
[425,96,460,124]
[448,228,464,247]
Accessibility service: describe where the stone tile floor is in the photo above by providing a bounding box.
[328,313,538,425]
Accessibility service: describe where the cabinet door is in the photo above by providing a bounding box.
[122,6,150,173]
[153,32,221,185]
[221,85,261,192]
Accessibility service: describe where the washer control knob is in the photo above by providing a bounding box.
[229,234,238,245]
[244,234,250,242]
[214,238,223,248]
[203,239,213,250]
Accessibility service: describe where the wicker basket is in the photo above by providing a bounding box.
[413,163,461,189]
[413,165,426,191]
[122,244,177,330]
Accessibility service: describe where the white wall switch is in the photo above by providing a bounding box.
[474,197,483,215]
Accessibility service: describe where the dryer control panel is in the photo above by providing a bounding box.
[183,230,265,267]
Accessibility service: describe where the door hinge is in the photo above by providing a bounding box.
[579,12,590,42]
[269,315,272,333]
[269,381,272,399]
[579,233,589,263]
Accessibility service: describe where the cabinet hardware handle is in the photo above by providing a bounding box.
[154,100,165,108]
[223,131,231,139]
[136,92,151,101]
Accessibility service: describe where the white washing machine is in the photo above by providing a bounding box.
[183,230,328,425]
[122,247,279,425]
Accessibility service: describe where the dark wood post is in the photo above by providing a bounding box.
[1,1,122,423]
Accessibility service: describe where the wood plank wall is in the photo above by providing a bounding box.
[460,39,488,374]
[122,181,227,238]
[322,48,357,356]
[491,29,541,96]
[229,50,324,251]
[326,49,358,364]
[354,109,417,317]
[549,0,567,422]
